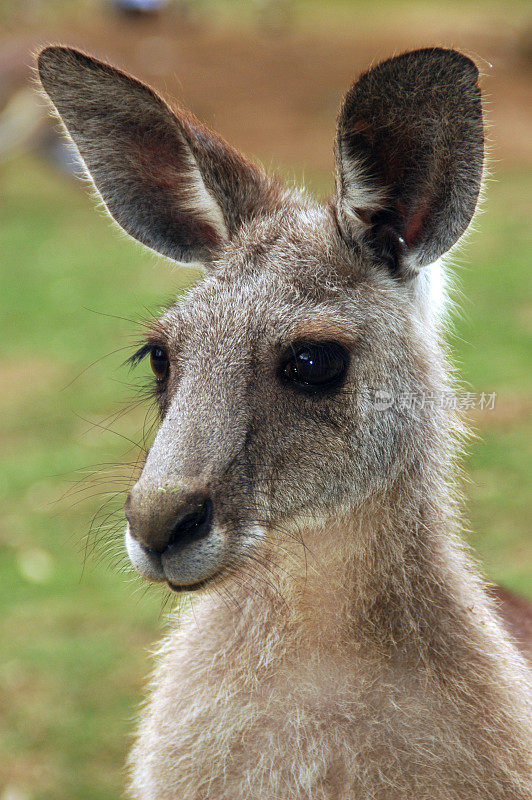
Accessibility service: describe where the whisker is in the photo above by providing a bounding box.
[73,412,147,453]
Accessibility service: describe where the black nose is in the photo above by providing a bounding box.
[166,497,213,552]
[125,487,214,554]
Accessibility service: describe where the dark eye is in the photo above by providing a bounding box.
[281,341,348,392]
[150,346,169,382]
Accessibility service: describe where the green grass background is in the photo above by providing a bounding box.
[1,11,531,798]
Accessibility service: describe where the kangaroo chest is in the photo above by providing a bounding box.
[127,613,487,800]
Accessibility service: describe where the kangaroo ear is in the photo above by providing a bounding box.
[334,48,484,278]
[37,46,283,264]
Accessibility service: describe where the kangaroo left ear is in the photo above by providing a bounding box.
[334,48,484,278]
[37,46,285,265]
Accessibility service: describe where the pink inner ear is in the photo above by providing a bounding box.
[126,132,224,252]
[349,118,373,137]
[134,133,223,242]
[404,194,433,248]
[133,132,188,192]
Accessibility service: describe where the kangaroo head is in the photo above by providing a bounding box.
[38,47,483,592]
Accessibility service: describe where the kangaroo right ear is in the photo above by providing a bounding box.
[334,48,484,278]
[37,46,283,264]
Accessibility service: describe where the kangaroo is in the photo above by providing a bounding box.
[38,46,532,799]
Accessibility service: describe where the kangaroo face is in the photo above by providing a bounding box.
[126,211,450,590]
[38,46,483,590]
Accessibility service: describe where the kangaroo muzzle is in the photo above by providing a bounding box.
[125,481,230,589]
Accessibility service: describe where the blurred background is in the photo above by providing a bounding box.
[1,1,531,798]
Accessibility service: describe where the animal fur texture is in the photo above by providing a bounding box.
[37,46,532,799]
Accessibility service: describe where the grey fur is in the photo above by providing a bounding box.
[37,46,532,800]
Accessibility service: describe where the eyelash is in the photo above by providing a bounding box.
[127,342,170,394]
[127,343,153,368]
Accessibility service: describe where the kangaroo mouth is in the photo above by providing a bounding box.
[166,576,215,593]
[125,524,229,590]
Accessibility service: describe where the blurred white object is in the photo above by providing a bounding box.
[0,87,44,160]
[110,0,169,12]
